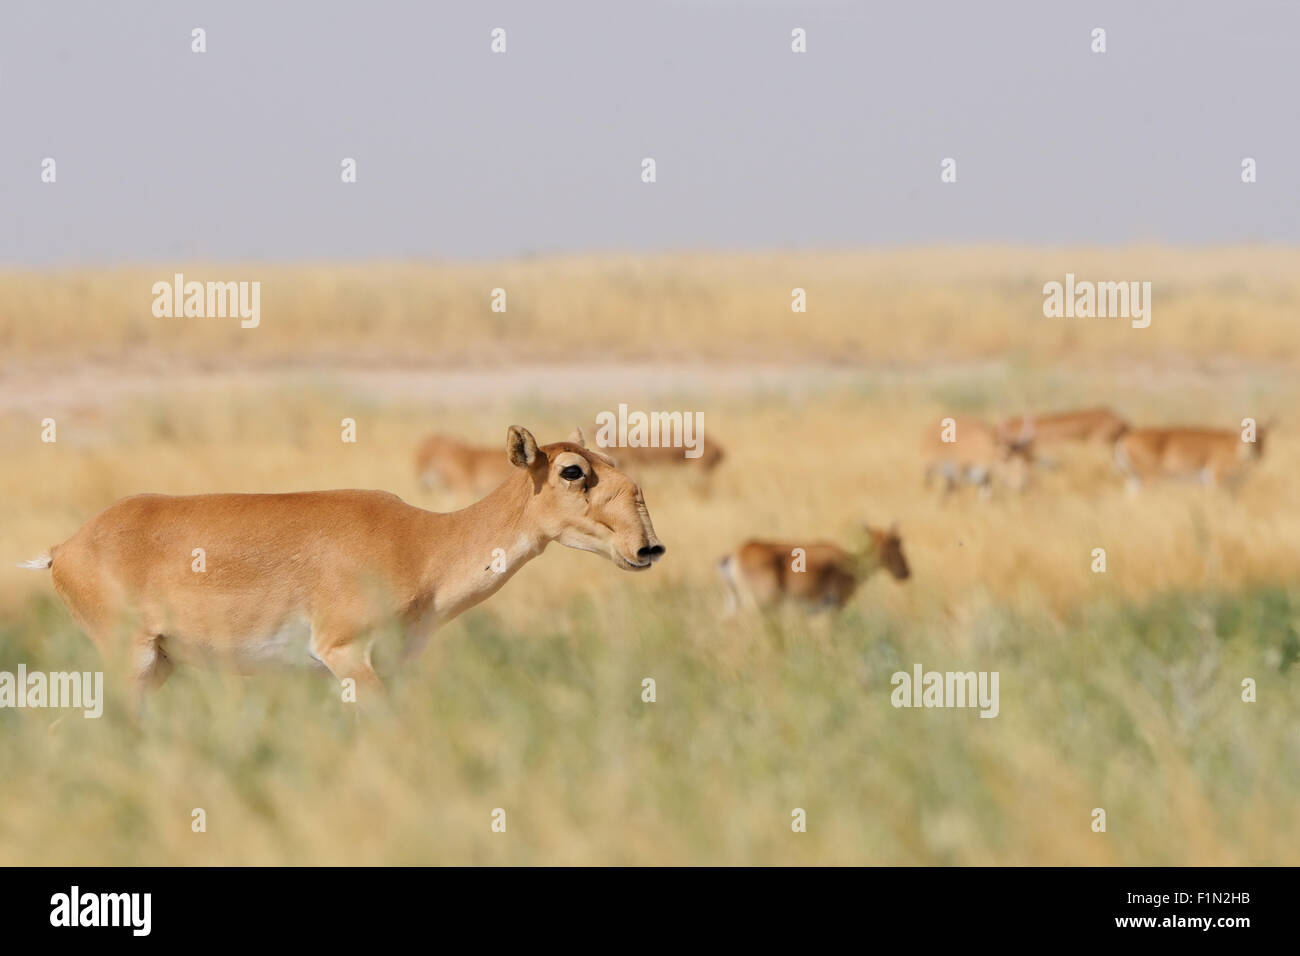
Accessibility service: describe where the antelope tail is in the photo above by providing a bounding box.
[17,553,53,570]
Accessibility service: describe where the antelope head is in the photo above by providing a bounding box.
[507,425,666,572]
[859,521,911,581]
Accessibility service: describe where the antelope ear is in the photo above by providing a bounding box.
[507,425,540,468]
[569,426,587,448]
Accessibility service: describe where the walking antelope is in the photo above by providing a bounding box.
[922,418,1034,499]
[998,407,1129,447]
[996,407,1127,470]
[590,433,726,494]
[718,525,910,614]
[21,426,664,714]
[1115,424,1269,492]
[601,439,726,474]
[415,434,512,498]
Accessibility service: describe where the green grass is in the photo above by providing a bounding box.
[1,584,1295,865]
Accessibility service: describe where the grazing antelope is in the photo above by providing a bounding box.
[718,524,910,615]
[21,427,664,715]
[998,407,1129,447]
[599,440,726,494]
[1115,424,1268,492]
[921,418,1034,499]
[415,434,512,498]
[601,439,726,473]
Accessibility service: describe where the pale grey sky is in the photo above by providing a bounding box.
[3,0,1297,266]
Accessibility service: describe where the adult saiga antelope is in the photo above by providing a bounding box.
[718,524,910,615]
[596,435,726,478]
[1114,424,1269,493]
[21,426,664,714]
[998,406,1128,459]
[921,417,1034,499]
[415,433,512,498]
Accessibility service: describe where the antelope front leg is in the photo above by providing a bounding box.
[398,612,442,663]
[311,629,389,716]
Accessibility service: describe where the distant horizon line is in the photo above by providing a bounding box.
[5,240,1300,273]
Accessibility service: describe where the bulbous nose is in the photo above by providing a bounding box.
[637,544,666,563]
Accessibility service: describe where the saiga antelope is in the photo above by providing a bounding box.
[601,438,726,476]
[998,407,1128,463]
[1114,424,1269,493]
[415,434,512,498]
[21,426,664,715]
[718,524,910,615]
[591,433,726,495]
[922,418,1034,499]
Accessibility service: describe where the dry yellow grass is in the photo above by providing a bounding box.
[0,249,1296,864]
[2,246,1298,366]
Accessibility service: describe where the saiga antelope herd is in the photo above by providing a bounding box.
[920,407,1269,498]
[718,406,1267,609]
[21,404,1271,715]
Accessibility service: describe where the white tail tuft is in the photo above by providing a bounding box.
[17,554,53,570]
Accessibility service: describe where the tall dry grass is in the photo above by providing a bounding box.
[2,247,1298,366]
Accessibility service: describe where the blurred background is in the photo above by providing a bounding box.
[0,1,1297,864]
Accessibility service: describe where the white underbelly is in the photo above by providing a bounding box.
[161,616,325,673]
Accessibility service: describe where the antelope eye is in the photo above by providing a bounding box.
[560,465,585,481]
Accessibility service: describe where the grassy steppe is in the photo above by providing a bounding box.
[0,249,1296,863]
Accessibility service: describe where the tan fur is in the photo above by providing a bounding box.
[415,434,512,497]
[999,407,1129,446]
[602,440,725,473]
[39,427,663,714]
[1115,425,1266,491]
[718,527,909,613]
[921,418,1034,498]
[593,436,726,497]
